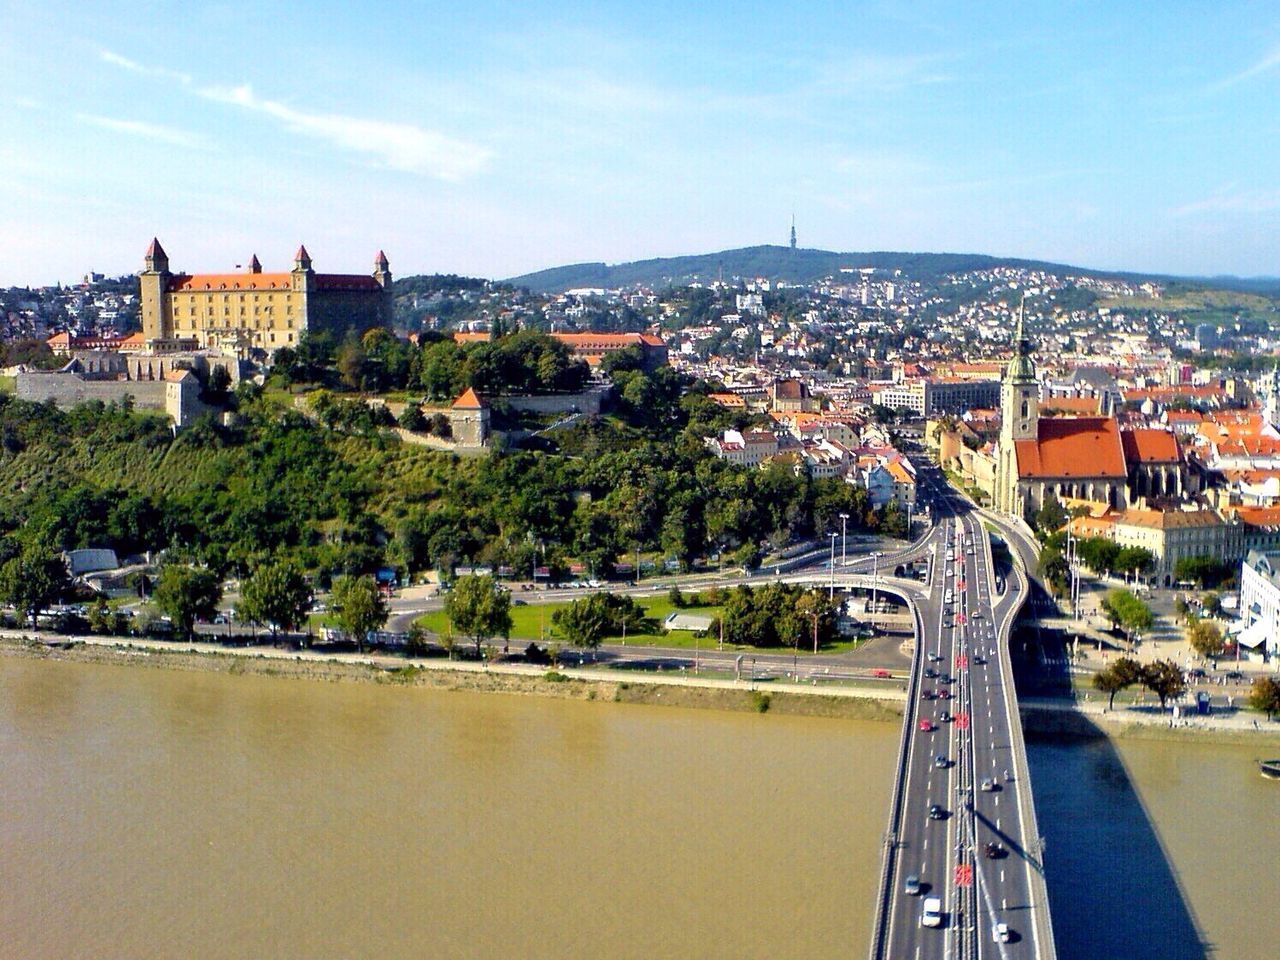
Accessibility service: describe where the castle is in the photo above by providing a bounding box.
[140,239,392,357]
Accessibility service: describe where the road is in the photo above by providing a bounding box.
[872,466,1056,960]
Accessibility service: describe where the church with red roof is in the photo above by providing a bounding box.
[994,310,1193,518]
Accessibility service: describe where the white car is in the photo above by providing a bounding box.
[993,921,1010,942]
[921,897,943,928]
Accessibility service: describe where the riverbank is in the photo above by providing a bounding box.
[1022,698,1280,746]
[6,632,1280,744]
[0,633,905,722]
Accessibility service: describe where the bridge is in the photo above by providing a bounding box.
[862,470,1058,959]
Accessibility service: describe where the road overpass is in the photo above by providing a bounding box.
[868,470,1057,959]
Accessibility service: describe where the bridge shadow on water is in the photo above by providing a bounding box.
[1016,630,1211,959]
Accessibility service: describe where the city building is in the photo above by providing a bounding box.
[705,428,780,467]
[877,377,1001,416]
[140,239,392,357]
[1238,549,1280,661]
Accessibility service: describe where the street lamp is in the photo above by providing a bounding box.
[839,512,850,567]
[871,551,882,621]
[829,532,839,599]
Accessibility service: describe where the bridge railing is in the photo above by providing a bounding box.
[867,592,925,960]
[990,520,1059,960]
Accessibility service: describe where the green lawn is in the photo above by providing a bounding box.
[416,594,863,654]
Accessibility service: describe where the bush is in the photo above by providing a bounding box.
[750,691,771,713]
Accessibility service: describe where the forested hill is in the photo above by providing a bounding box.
[502,244,1280,296]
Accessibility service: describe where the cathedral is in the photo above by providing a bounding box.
[993,311,1191,520]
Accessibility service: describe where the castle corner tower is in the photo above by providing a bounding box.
[140,237,173,341]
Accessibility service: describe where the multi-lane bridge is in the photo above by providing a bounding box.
[860,470,1057,959]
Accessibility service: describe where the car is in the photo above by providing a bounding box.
[1224,670,1245,681]
[980,778,1000,792]
[934,754,949,768]
[985,841,1007,859]
[919,719,936,732]
[1187,668,1206,679]
[993,921,1011,942]
[921,897,943,928]
[940,710,952,723]
[922,689,937,700]
[929,651,942,662]
[940,673,953,684]
[924,667,938,678]
[904,874,922,896]
[212,614,228,625]
[937,689,952,700]
[973,655,986,665]
[928,804,946,820]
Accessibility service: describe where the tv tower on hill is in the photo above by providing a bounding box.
[790,213,797,250]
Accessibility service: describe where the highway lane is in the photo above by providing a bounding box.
[874,466,1054,960]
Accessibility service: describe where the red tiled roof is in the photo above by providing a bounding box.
[451,387,485,409]
[1014,417,1127,479]
[1121,428,1181,464]
[169,273,292,291]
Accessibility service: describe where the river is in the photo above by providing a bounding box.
[1,658,1276,959]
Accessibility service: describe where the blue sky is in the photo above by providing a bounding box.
[2,0,1280,285]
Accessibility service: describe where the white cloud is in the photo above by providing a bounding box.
[1171,187,1280,217]
[199,83,491,181]
[1209,43,1280,91]
[99,49,192,85]
[76,113,206,149]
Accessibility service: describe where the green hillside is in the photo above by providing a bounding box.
[501,244,1280,297]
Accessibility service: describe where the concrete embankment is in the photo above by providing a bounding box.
[1021,698,1280,746]
[0,633,907,722]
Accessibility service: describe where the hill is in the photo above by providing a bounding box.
[502,244,1280,296]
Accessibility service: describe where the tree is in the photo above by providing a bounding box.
[331,574,388,652]
[430,412,452,439]
[1173,555,1231,589]
[0,541,71,628]
[336,330,368,391]
[238,560,312,640]
[152,565,223,641]
[444,574,512,656]
[1092,656,1144,710]
[1141,660,1187,712]
[1033,495,1068,536]
[1247,676,1280,721]
[398,405,428,432]
[552,596,608,655]
[1038,544,1069,597]
[1100,588,1154,647]
[1186,618,1225,659]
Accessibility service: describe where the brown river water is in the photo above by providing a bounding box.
[1,658,1277,959]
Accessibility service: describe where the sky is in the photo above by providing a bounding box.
[2,0,1280,286]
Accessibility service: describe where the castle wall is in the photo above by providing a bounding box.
[16,370,168,411]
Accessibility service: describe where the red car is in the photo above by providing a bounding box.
[919,718,936,732]
[937,689,952,700]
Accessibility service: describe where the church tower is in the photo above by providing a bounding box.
[996,297,1039,515]
[1001,299,1039,442]
[140,237,172,341]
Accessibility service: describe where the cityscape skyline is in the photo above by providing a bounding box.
[3,1,1280,286]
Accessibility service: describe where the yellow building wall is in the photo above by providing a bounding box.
[165,289,303,352]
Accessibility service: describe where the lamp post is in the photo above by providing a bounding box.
[829,532,838,599]
[839,512,850,567]
[871,551,881,619]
